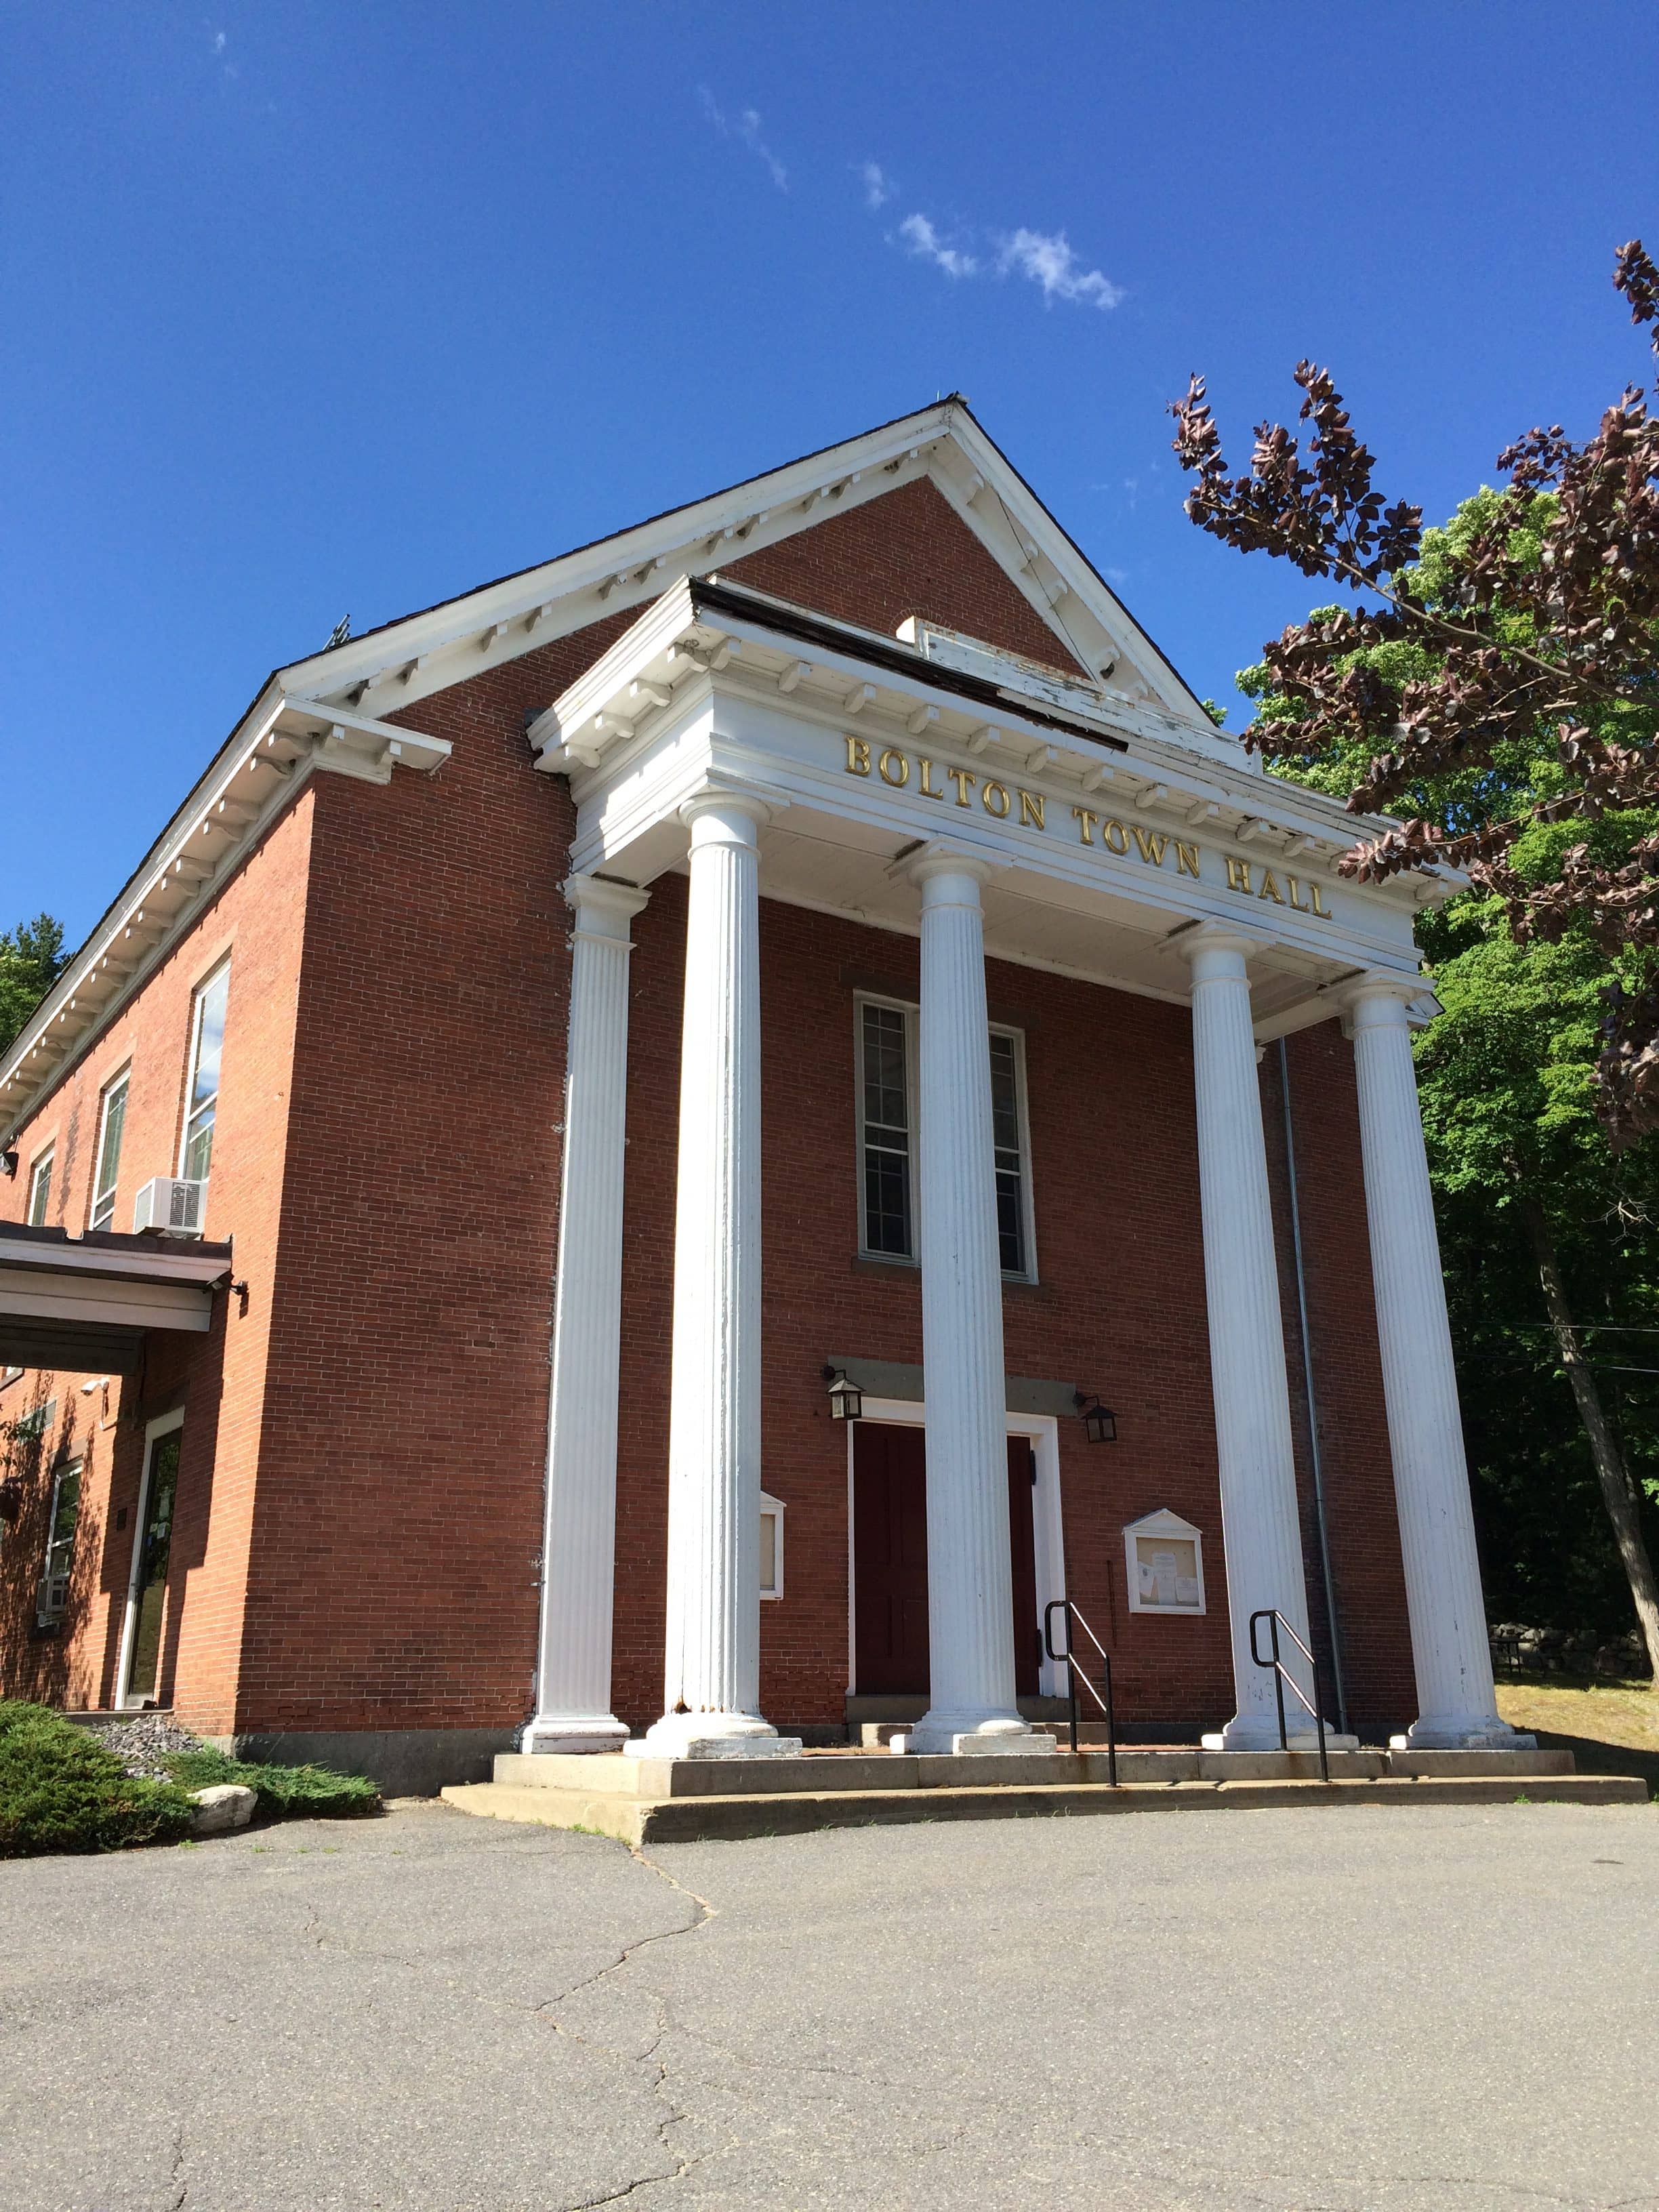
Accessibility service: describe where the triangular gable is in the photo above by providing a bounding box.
[278,399,1230,761]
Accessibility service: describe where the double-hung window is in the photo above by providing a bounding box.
[180,965,229,1185]
[38,1458,81,1626]
[854,995,1037,1279]
[89,1071,129,1232]
[26,1148,53,1226]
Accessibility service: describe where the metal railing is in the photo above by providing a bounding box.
[1043,1598,1118,1784]
[1248,1608,1331,1784]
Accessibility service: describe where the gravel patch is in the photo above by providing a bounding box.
[97,1715,207,1780]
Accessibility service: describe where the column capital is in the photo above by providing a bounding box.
[899,840,996,898]
[1337,971,1436,1036]
[562,873,649,941]
[1172,921,1265,983]
[678,777,783,840]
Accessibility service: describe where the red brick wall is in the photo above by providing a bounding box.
[729,478,1092,677]
[0,794,316,1727]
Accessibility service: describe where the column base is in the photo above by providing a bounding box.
[1202,1718,1359,1752]
[626,1713,804,1761]
[1391,1719,1538,1750]
[892,1713,1059,1758]
[520,1715,629,1756]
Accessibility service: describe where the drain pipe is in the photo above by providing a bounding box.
[1278,1037,1350,1736]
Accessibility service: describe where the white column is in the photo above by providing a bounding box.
[526,872,650,1752]
[1181,926,1330,1748]
[525,876,649,1755]
[903,846,1052,1757]
[1347,979,1525,1747]
[632,789,800,1759]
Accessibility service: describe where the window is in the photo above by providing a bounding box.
[759,1491,785,1601]
[38,1458,81,1626]
[180,964,229,1184]
[26,1149,53,1226]
[0,1367,22,1393]
[859,1002,914,1258]
[854,997,1036,1278]
[89,1071,129,1232]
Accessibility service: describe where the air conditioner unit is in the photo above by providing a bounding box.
[131,1176,206,1237]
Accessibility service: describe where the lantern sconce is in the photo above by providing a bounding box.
[0,1143,16,1181]
[821,1365,864,1422]
[1074,1391,1118,1445]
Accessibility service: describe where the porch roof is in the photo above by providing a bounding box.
[0,1225,233,1380]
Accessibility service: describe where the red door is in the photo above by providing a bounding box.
[853,1423,1042,1697]
[853,1422,931,1692]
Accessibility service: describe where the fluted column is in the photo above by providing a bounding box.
[1182,926,1325,1748]
[903,845,1052,1757]
[525,874,650,1754]
[632,787,800,1759]
[1347,979,1525,1746]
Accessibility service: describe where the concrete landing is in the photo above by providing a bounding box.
[441,1746,1646,1845]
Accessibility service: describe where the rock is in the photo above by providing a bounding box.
[189,1784,256,1835]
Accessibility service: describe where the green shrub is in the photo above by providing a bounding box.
[0,1702,194,1857]
[166,1745,380,1818]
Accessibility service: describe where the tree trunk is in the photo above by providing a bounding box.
[1519,1195,1659,1683]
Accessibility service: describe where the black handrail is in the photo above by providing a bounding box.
[1248,1608,1330,1784]
[1043,1598,1118,1784]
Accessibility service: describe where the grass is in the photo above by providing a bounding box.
[1496,1673,1659,1795]
[0,1703,193,1858]
[165,1744,381,1820]
[0,1702,381,1857]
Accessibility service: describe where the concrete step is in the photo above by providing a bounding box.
[443,1769,1647,1847]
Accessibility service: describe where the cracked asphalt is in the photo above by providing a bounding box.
[2,1797,1657,2211]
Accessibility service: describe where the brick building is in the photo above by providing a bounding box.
[0,401,1523,1790]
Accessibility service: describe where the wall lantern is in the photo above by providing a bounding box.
[1074,1392,1118,1445]
[0,1144,16,1181]
[821,1365,863,1422]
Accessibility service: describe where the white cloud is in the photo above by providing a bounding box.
[697,87,787,192]
[895,211,978,279]
[211,28,226,52]
[858,161,894,209]
[996,228,1124,310]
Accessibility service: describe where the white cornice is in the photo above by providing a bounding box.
[0,701,450,1139]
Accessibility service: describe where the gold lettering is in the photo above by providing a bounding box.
[1225,856,1252,893]
[1309,882,1333,918]
[946,766,976,807]
[1174,841,1201,878]
[1131,826,1168,867]
[919,756,943,798]
[1018,789,1046,830]
[1286,873,1309,912]
[1257,869,1285,905]
[983,781,1012,818]
[878,747,909,787]
[1103,817,1129,854]
[845,735,871,776]
[1071,805,1097,844]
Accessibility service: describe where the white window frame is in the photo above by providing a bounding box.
[37,1455,83,1626]
[115,1407,185,1707]
[89,1067,130,1233]
[852,994,1038,1282]
[178,962,230,1185]
[844,1397,1068,1696]
[0,1366,22,1393]
[1123,1508,1207,1616]
[759,1490,785,1601]
[26,1145,54,1227]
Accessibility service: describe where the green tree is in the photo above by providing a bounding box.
[0,915,67,1057]
[1238,495,1659,1679]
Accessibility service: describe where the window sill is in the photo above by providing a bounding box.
[852,1252,1050,1296]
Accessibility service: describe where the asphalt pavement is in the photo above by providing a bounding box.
[2,1795,1656,2211]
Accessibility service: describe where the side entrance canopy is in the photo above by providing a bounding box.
[0,1224,232,1378]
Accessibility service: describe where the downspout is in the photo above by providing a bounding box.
[1279,1037,1349,1735]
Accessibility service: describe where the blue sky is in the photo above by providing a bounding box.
[3,2,1657,943]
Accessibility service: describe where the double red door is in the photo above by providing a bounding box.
[853,1421,1040,1696]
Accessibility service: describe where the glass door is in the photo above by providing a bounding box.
[123,1430,181,1706]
